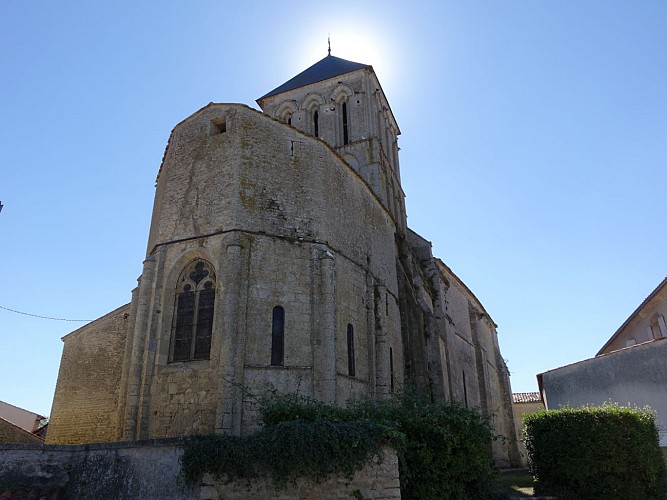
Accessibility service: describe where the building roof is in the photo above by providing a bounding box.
[258,54,371,101]
[596,275,667,355]
[0,415,44,444]
[512,392,542,404]
[0,400,45,432]
[538,336,667,380]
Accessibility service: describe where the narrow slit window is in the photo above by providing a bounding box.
[342,102,349,145]
[271,306,285,366]
[347,324,355,377]
[313,110,319,137]
[389,347,394,392]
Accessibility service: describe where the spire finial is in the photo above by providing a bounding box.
[328,34,331,55]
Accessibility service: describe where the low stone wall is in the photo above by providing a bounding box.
[199,450,400,500]
[0,439,400,499]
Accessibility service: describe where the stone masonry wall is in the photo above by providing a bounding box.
[47,304,130,444]
[119,103,403,440]
[257,66,407,231]
[149,104,398,289]
[0,441,400,500]
[200,448,401,500]
[437,269,481,409]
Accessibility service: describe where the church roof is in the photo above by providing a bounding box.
[258,54,371,100]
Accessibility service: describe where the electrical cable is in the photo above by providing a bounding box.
[0,304,92,322]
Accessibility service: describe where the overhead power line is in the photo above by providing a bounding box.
[0,304,92,322]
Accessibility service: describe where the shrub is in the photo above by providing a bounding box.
[264,391,499,499]
[182,391,499,499]
[344,393,498,499]
[523,403,667,499]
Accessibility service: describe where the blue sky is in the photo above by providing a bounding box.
[1,1,665,417]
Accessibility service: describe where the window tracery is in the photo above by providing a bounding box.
[170,259,216,362]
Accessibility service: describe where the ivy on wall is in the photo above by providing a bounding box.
[182,391,501,499]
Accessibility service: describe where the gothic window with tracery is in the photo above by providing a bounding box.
[170,259,216,362]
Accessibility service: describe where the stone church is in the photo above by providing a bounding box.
[46,52,520,467]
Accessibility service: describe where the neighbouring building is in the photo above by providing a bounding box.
[46,51,520,467]
[512,392,544,467]
[0,401,47,444]
[539,276,667,450]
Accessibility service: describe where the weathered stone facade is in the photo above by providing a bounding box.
[48,304,130,444]
[47,53,520,467]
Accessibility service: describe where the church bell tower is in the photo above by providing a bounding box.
[257,53,406,233]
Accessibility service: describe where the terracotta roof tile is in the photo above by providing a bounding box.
[513,392,542,404]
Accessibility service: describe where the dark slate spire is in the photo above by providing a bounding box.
[258,55,371,101]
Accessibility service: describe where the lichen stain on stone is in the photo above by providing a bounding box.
[239,177,258,212]
[365,140,375,162]
[239,121,253,151]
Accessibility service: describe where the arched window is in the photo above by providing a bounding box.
[346,323,355,377]
[271,306,285,366]
[171,259,216,362]
[276,101,296,126]
[342,102,349,145]
[313,110,319,137]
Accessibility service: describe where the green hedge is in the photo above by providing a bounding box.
[339,394,499,499]
[182,392,500,499]
[523,404,667,499]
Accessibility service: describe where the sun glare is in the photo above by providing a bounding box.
[297,27,395,85]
